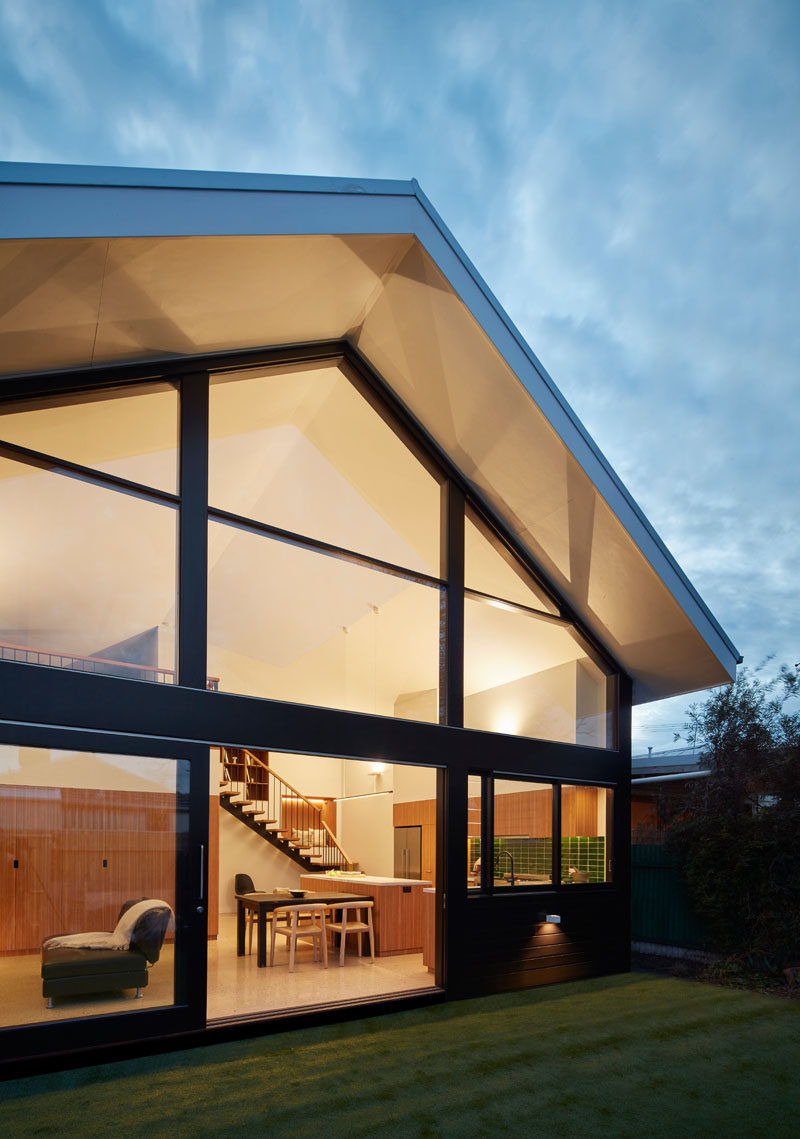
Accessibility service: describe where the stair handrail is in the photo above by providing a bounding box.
[232,748,355,869]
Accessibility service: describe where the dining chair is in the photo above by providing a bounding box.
[234,873,259,955]
[269,903,329,972]
[326,900,375,966]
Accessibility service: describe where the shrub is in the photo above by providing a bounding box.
[665,664,800,970]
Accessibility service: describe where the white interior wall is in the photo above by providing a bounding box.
[392,763,436,804]
[217,807,302,915]
[465,660,577,742]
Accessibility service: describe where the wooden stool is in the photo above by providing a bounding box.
[270,903,329,972]
[327,901,375,966]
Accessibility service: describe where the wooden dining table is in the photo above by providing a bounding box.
[235,891,374,967]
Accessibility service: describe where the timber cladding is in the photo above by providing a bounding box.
[1,784,177,954]
[447,890,628,998]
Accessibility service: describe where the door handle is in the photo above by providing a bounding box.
[199,844,205,897]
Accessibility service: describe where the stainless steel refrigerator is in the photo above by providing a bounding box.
[394,825,422,879]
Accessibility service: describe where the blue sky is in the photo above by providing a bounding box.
[2,0,798,752]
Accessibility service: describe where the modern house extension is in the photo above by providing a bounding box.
[0,162,740,1072]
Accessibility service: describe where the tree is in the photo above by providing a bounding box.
[664,663,800,973]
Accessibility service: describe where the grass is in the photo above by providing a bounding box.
[2,973,799,1137]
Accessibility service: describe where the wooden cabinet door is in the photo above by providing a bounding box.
[14,788,63,951]
[61,787,108,933]
[0,785,18,952]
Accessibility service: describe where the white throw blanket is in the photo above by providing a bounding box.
[42,899,174,952]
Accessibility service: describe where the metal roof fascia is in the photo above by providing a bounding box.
[0,160,416,197]
[0,182,422,242]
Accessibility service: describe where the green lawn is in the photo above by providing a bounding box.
[2,974,798,1137]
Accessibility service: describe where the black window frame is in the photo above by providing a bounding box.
[0,340,620,744]
[467,773,618,895]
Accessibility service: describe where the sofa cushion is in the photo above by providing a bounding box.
[41,946,147,980]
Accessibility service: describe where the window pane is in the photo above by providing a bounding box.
[208,522,441,720]
[493,779,553,887]
[0,457,177,682]
[467,774,483,890]
[0,383,178,494]
[0,744,186,1027]
[465,510,557,615]
[209,363,440,575]
[561,785,613,884]
[464,597,614,746]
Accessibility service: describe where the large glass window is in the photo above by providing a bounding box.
[465,510,557,615]
[464,597,614,746]
[0,744,187,1028]
[0,382,179,494]
[209,363,441,575]
[208,521,441,719]
[0,455,178,682]
[468,778,614,891]
[561,785,613,884]
[493,779,553,888]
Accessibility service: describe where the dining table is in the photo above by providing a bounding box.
[235,891,374,967]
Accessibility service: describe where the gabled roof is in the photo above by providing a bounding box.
[0,162,740,703]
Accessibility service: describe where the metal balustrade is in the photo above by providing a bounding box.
[0,639,219,690]
[220,747,353,871]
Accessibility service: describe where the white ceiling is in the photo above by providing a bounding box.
[0,166,740,702]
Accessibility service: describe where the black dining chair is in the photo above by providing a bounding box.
[235,873,258,953]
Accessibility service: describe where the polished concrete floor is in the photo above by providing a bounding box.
[208,913,437,1021]
[0,914,437,1029]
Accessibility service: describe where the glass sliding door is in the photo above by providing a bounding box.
[0,733,208,1050]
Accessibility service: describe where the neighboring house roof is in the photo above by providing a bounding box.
[632,748,710,783]
[0,162,741,704]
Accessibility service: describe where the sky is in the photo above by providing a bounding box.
[1,0,798,754]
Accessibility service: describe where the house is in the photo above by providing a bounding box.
[0,162,740,1072]
[631,748,711,837]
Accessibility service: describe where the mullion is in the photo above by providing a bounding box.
[178,375,209,689]
[0,439,180,506]
[464,587,569,625]
[442,480,464,727]
[209,507,446,590]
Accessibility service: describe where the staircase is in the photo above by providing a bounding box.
[219,747,356,873]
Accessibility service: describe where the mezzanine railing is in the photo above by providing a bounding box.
[0,639,219,690]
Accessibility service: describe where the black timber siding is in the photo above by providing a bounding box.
[446,890,630,998]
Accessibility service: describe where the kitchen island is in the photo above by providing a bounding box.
[300,874,433,957]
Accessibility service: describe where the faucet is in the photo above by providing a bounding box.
[496,849,515,886]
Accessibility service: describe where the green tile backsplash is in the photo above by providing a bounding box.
[469,835,607,883]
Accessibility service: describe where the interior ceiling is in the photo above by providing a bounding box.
[0,228,737,704]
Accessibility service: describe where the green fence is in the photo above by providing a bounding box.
[631,845,707,948]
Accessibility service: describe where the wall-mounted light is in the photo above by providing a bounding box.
[545,914,561,924]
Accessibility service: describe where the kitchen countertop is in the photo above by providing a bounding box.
[302,873,433,887]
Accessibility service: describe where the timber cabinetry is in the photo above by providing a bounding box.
[1,783,178,953]
[301,874,430,956]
